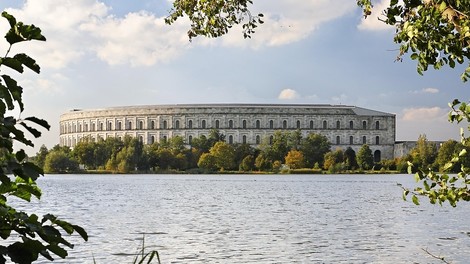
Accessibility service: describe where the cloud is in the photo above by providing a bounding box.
[331,93,348,103]
[278,89,299,100]
[402,107,446,121]
[409,87,440,94]
[357,0,394,31]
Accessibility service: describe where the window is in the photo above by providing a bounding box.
[336,136,340,145]
[350,136,353,144]
[117,122,122,130]
[128,121,132,130]
[283,120,287,129]
[139,136,143,142]
[256,135,260,144]
[228,135,233,144]
[269,135,273,145]
[229,120,233,128]
[323,120,327,129]
[202,120,206,129]
[215,120,220,129]
[350,121,354,129]
[256,120,260,129]
[188,120,193,129]
[336,121,340,129]
[175,120,180,129]
[150,136,155,144]
[108,122,112,130]
[79,124,82,132]
[92,123,95,131]
[242,120,247,129]
[375,136,380,145]
[362,136,366,144]
[151,120,155,129]
[242,135,247,144]
[139,121,144,130]
[310,120,314,129]
[374,150,381,162]
[85,124,88,132]
[269,120,274,129]
[163,120,167,129]
[296,120,301,129]
[188,135,192,145]
[99,123,103,131]
[362,121,367,129]
[163,135,167,141]
[375,121,380,130]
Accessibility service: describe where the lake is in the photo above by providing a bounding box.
[12,174,470,263]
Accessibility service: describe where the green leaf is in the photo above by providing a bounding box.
[1,11,17,28]
[47,244,67,259]
[24,116,50,130]
[13,53,40,74]
[1,57,24,73]
[72,225,88,241]
[412,195,420,205]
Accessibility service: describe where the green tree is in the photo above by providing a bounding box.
[300,133,331,168]
[32,144,48,169]
[0,12,87,263]
[197,152,217,171]
[344,147,358,170]
[409,135,438,171]
[239,155,255,172]
[209,141,236,171]
[72,137,96,169]
[285,149,305,169]
[43,149,79,173]
[254,153,272,171]
[357,145,374,170]
[323,148,344,171]
[436,139,470,172]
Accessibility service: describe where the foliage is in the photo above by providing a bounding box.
[165,0,264,40]
[357,144,374,170]
[409,135,438,171]
[357,0,470,81]
[239,155,255,171]
[0,11,87,263]
[197,152,217,171]
[285,149,305,169]
[43,148,79,173]
[209,141,236,171]
[344,147,358,170]
[323,148,344,171]
[436,139,470,172]
[300,133,331,167]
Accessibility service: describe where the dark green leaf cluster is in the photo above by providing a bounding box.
[0,12,87,263]
[165,0,264,40]
[357,0,470,81]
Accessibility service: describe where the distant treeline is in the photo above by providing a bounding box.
[29,130,469,174]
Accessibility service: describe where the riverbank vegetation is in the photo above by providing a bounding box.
[30,130,469,175]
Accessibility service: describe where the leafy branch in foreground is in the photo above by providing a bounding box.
[165,0,263,40]
[0,11,87,263]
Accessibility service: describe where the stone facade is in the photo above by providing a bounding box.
[59,104,396,160]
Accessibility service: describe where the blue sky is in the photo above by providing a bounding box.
[0,0,468,155]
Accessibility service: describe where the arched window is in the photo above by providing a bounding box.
[150,136,155,144]
[139,136,143,142]
[78,124,82,132]
[163,120,167,129]
[350,121,354,129]
[242,120,247,129]
[375,121,380,130]
[374,150,381,162]
[128,121,132,130]
[310,120,314,129]
[242,135,247,144]
[323,120,327,129]
[163,135,167,141]
[215,120,220,129]
[362,121,367,129]
[269,135,273,145]
[283,120,287,129]
[229,120,233,128]
[85,123,88,132]
[91,123,96,131]
[117,122,121,130]
[108,122,112,130]
[188,120,193,129]
[188,135,193,145]
[228,135,233,144]
[296,120,301,129]
[375,136,380,145]
[256,120,260,129]
[202,120,206,129]
[336,120,340,129]
[362,136,367,144]
[336,136,340,145]
[175,120,180,129]
[151,120,155,129]
[269,120,274,129]
[139,121,144,130]
[256,135,260,144]
[99,123,103,131]
[350,136,353,144]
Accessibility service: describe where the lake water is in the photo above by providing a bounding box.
[12,174,470,263]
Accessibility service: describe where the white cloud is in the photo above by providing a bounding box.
[402,107,446,121]
[409,87,440,94]
[331,93,348,103]
[357,0,394,31]
[278,89,299,100]
[215,0,356,48]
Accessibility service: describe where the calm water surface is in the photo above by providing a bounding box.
[13,174,470,263]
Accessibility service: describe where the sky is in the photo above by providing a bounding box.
[0,0,469,155]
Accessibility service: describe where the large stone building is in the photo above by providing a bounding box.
[59,104,396,160]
